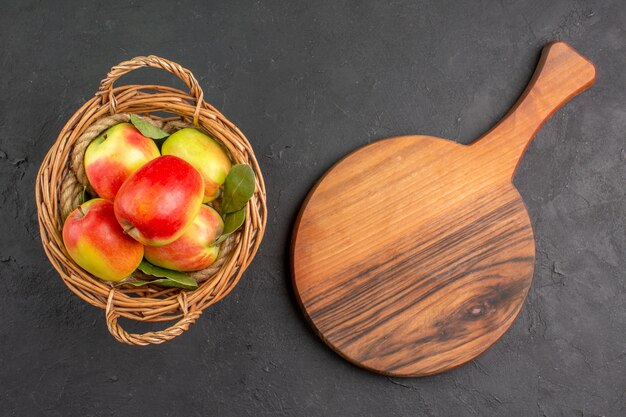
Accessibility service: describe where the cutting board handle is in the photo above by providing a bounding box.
[473,41,596,177]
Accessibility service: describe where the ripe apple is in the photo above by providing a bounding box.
[62,198,143,282]
[114,155,204,246]
[161,128,231,202]
[144,205,224,271]
[84,122,160,201]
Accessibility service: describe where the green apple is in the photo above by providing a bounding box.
[161,128,231,202]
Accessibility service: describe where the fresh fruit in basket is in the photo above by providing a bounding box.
[84,123,160,201]
[162,128,232,202]
[62,198,144,282]
[62,117,257,289]
[114,155,204,246]
[144,205,224,271]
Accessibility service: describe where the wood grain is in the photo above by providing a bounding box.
[291,42,595,376]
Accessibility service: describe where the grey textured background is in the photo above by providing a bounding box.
[1,0,624,416]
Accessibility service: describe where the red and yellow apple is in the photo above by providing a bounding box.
[62,198,143,282]
[114,155,204,246]
[144,205,223,271]
[84,122,160,201]
[161,128,231,202]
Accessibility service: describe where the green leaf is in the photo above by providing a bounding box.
[213,208,245,245]
[221,164,255,214]
[223,207,246,234]
[130,260,198,290]
[129,114,169,140]
[78,186,88,205]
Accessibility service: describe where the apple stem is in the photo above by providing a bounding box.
[77,206,85,217]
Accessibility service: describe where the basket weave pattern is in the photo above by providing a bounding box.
[35,56,267,345]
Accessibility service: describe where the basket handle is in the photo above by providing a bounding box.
[97,55,204,125]
[105,289,202,345]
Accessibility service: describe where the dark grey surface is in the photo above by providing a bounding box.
[1,0,624,416]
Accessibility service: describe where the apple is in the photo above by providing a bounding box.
[161,128,231,202]
[62,198,143,282]
[144,205,224,271]
[84,122,160,201]
[114,155,204,246]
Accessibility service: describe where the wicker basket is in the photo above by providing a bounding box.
[35,56,267,345]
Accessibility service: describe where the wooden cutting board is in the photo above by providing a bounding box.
[291,42,595,377]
